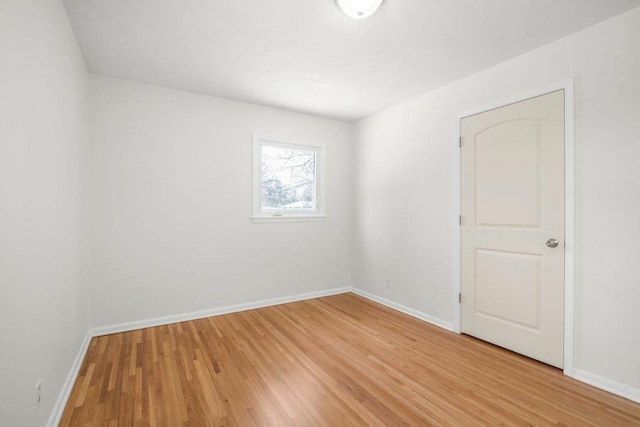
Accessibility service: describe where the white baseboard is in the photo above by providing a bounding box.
[350,287,454,332]
[573,369,640,403]
[48,286,639,426]
[351,289,640,404]
[90,287,351,337]
[47,331,93,427]
[47,287,351,425]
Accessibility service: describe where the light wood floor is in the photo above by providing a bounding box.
[61,293,640,426]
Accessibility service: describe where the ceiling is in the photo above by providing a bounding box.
[62,0,640,122]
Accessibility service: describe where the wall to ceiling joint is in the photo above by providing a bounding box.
[352,6,640,394]
[87,75,353,329]
[1,1,640,425]
[0,0,89,425]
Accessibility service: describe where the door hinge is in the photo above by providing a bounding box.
[458,293,462,303]
[459,215,462,225]
[458,137,462,148]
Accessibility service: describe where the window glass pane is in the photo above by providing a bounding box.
[261,145,316,213]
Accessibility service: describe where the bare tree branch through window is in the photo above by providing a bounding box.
[261,145,316,212]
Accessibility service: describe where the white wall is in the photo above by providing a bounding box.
[0,0,89,425]
[88,76,352,328]
[1,2,637,423]
[353,7,640,392]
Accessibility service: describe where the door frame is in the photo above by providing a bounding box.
[452,78,575,376]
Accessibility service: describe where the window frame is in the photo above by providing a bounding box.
[252,133,326,223]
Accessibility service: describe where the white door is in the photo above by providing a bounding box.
[460,90,565,368]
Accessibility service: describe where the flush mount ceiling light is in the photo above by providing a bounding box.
[335,0,384,19]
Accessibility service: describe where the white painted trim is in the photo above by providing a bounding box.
[252,133,327,221]
[46,331,92,427]
[251,215,326,223]
[452,112,462,334]
[47,287,351,424]
[452,78,576,377]
[48,284,640,424]
[91,287,351,337]
[562,79,576,376]
[574,369,640,403]
[457,79,574,119]
[351,287,454,332]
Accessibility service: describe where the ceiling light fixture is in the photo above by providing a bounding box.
[335,0,384,19]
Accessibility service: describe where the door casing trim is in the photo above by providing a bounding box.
[452,78,575,376]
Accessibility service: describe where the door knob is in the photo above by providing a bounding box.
[546,238,559,248]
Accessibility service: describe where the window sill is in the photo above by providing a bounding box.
[251,215,326,223]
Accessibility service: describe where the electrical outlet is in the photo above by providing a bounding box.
[385,277,390,288]
[35,380,41,413]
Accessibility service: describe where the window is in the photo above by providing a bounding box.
[252,134,325,222]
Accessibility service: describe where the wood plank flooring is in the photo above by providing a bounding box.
[60,293,640,426]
